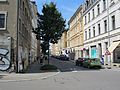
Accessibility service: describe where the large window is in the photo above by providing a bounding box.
[19,19,21,32]
[98,24,101,35]
[104,20,107,33]
[93,26,95,37]
[0,13,6,29]
[97,4,100,15]
[92,9,95,19]
[85,31,87,40]
[111,15,115,30]
[89,29,91,38]
[88,12,90,22]
[103,0,106,10]
[85,16,87,24]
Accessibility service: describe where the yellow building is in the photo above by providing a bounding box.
[51,30,67,56]
[51,43,59,56]
[67,5,83,60]
[59,31,67,55]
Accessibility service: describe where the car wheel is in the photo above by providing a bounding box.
[87,65,91,69]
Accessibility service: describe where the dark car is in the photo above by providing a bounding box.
[59,55,69,61]
[75,58,89,66]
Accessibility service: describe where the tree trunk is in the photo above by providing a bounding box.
[48,41,50,64]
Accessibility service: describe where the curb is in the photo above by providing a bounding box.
[0,70,60,83]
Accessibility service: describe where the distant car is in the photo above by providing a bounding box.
[75,58,89,66]
[59,55,69,61]
[82,58,102,69]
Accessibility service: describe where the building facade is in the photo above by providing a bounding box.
[59,30,67,55]
[0,0,39,72]
[83,0,120,66]
[67,5,83,60]
[51,43,59,56]
[30,1,39,64]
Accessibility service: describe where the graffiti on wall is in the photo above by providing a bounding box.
[0,48,11,71]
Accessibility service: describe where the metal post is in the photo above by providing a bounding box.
[16,0,20,73]
[107,0,111,67]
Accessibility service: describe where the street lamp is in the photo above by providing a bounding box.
[106,0,111,67]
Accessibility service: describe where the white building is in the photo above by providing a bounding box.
[83,0,120,66]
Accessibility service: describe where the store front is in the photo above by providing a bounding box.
[108,41,120,66]
[91,46,97,58]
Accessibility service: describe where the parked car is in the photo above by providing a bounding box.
[82,58,102,69]
[59,55,69,61]
[75,58,89,66]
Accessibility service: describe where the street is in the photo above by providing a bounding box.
[0,57,120,90]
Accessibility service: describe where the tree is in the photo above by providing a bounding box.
[33,2,66,64]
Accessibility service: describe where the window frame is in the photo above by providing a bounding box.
[97,4,100,15]
[111,15,115,30]
[98,23,101,35]
[0,11,7,30]
[103,0,106,10]
[104,20,107,33]
[93,26,95,37]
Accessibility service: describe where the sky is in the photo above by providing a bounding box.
[33,0,84,27]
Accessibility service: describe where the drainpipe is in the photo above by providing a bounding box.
[16,0,19,73]
[107,0,111,67]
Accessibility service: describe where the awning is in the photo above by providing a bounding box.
[108,41,120,53]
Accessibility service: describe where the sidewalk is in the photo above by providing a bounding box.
[0,72,59,83]
[26,61,42,73]
[0,61,60,82]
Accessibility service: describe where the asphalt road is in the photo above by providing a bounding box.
[0,57,120,90]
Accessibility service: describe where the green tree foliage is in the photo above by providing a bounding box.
[33,2,66,63]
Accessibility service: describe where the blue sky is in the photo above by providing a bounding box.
[34,0,84,27]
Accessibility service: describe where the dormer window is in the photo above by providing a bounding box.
[110,0,115,6]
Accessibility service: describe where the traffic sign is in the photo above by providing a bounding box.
[105,50,111,55]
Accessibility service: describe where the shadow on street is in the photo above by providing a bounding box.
[49,57,101,72]
[26,57,101,73]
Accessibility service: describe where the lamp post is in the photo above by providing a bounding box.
[16,0,20,73]
[107,0,112,67]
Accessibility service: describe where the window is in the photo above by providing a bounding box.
[103,0,106,10]
[88,12,90,22]
[111,15,115,30]
[98,24,101,35]
[89,29,91,38]
[93,27,95,37]
[85,16,87,24]
[23,1,25,12]
[105,42,108,50]
[0,13,6,29]
[92,9,95,19]
[104,20,107,33]
[97,4,100,15]
[25,8,27,17]
[0,0,7,2]
[19,0,22,8]
[19,19,21,32]
[110,0,115,6]
[85,31,87,40]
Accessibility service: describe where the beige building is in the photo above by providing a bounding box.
[67,5,83,60]
[0,0,39,72]
[51,43,59,56]
[30,1,40,64]
[59,30,67,55]
[51,30,67,56]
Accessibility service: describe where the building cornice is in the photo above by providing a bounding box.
[68,5,83,24]
[83,0,100,16]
